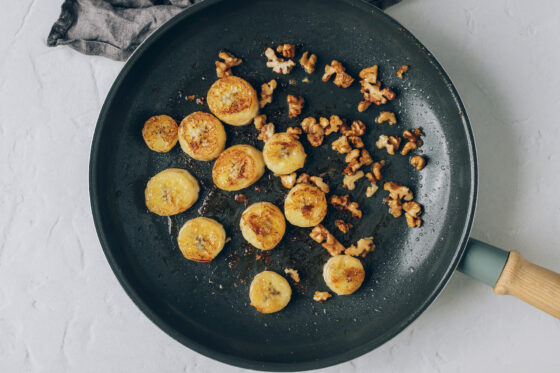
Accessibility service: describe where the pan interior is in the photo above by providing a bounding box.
[90,0,476,370]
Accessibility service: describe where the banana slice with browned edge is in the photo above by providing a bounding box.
[178,112,226,161]
[240,202,286,250]
[262,132,307,175]
[145,168,199,216]
[284,183,327,227]
[142,115,178,153]
[323,255,365,295]
[207,76,259,126]
[212,144,265,191]
[177,217,226,263]
[249,271,292,314]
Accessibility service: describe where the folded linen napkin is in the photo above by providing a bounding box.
[47,0,401,61]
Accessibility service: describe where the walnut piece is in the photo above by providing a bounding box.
[365,184,379,197]
[345,149,360,163]
[376,135,401,155]
[335,219,353,234]
[358,101,372,113]
[343,149,372,176]
[322,60,355,88]
[345,237,375,258]
[276,44,296,58]
[384,181,414,202]
[280,173,297,188]
[359,65,378,84]
[254,114,275,142]
[327,115,344,135]
[259,79,277,108]
[396,65,409,78]
[265,47,296,74]
[286,126,302,139]
[310,224,345,256]
[313,291,332,303]
[299,51,317,74]
[365,160,385,197]
[403,201,422,227]
[343,170,365,191]
[384,182,419,222]
[330,195,362,219]
[287,95,305,118]
[296,173,311,185]
[284,268,300,282]
[401,128,424,155]
[376,111,397,125]
[331,135,352,154]
[340,120,366,136]
[410,155,426,170]
[215,51,242,78]
[234,193,248,205]
[348,136,364,149]
[310,176,330,193]
[301,117,324,146]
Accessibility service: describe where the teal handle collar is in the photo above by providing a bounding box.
[458,238,509,287]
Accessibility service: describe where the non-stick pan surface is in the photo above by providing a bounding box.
[90,0,477,370]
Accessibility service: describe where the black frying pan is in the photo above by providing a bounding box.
[89,0,560,371]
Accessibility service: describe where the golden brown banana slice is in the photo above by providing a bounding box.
[142,115,178,153]
[178,112,226,161]
[145,168,199,216]
[207,76,259,126]
[240,202,286,250]
[323,255,365,295]
[249,271,292,313]
[284,183,327,227]
[177,217,226,263]
[212,144,265,191]
[262,132,307,175]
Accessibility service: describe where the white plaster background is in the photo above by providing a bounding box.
[1,0,559,372]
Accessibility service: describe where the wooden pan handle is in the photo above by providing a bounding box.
[494,251,560,319]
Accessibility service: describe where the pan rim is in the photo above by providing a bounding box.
[89,0,478,370]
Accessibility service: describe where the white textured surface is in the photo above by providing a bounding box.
[1,0,560,372]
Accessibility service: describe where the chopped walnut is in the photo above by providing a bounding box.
[343,170,365,191]
[284,268,300,282]
[359,65,378,84]
[331,135,352,154]
[365,161,385,197]
[358,101,372,113]
[186,94,196,101]
[401,128,424,155]
[365,184,379,197]
[340,120,366,136]
[313,291,332,303]
[286,126,302,139]
[280,173,297,188]
[343,159,361,176]
[301,117,324,146]
[234,193,248,205]
[287,95,305,118]
[376,135,401,155]
[296,173,311,184]
[276,44,296,58]
[299,51,317,74]
[345,237,375,258]
[310,224,345,256]
[343,150,372,176]
[259,79,277,108]
[310,176,330,193]
[265,47,296,74]
[396,65,409,78]
[254,114,275,142]
[403,201,422,227]
[215,51,242,78]
[410,155,426,170]
[359,150,373,166]
[376,111,397,125]
[345,149,360,163]
[384,182,416,219]
[335,219,353,234]
[327,115,344,135]
[348,136,364,149]
[196,97,205,106]
[330,195,362,219]
[322,60,355,88]
[372,161,385,181]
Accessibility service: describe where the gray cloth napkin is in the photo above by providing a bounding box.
[47,0,401,61]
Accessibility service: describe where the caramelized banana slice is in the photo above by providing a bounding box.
[284,183,327,227]
[145,168,199,216]
[323,255,365,295]
[142,115,178,153]
[178,112,226,161]
[240,202,286,250]
[249,271,292,313]
[212,144,265,191]
[207,76,259,126]
[177,217,226,263]
[262,132,306,175]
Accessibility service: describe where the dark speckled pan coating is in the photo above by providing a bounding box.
[89,0,477,371]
